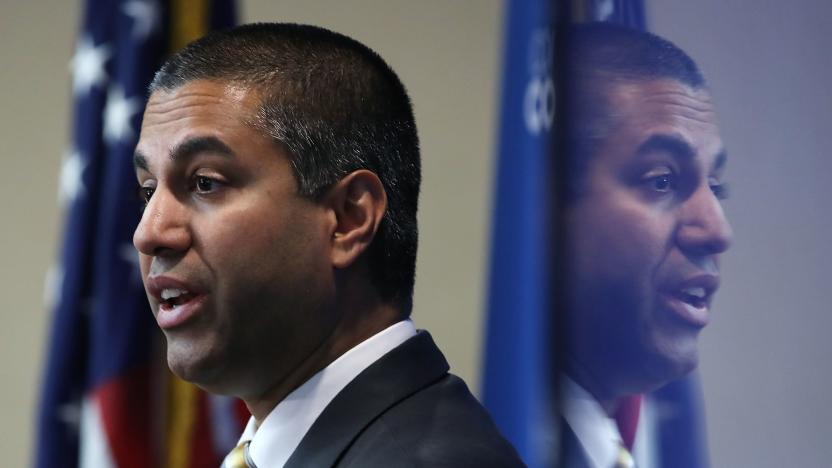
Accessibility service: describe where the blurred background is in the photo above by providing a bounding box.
[2,1,830,467]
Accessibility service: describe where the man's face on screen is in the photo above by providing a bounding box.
[132,80,339,397]
[564,78,733,398]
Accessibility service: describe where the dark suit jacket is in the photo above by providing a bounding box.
[559,419,592,468]
[283,331,525,468]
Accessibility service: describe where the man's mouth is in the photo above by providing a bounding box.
[676,286,707,309]
[662,274,720,328]
[144,276,206,329]
[159,288,197,310]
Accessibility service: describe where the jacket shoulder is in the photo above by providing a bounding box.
[338,374,525,468]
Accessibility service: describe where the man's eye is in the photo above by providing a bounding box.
[710,180,730,200]
[195,176,219,193]
[137,186,155,204]
[645,173,675,193]
[652,175,672,192]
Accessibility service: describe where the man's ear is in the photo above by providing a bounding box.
[324,169,387,269]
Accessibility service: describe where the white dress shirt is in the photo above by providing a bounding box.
[560,376,656,468]
[225,320,417,468]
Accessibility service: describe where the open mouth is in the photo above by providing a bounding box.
[145,276,207,329]
[662,280,717,328]
[159,288,196,310]
[676,286,707,309]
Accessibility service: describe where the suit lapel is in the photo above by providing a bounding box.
[284,331,449,468]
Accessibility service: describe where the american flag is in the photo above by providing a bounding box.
[36,1,242,467]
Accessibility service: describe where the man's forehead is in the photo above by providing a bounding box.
[137,81,262,156]
[144,80,259,121]
[605,78,717,123]
[591,78,726,170]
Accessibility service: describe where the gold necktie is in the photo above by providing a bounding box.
[613,444,635,468]
[223,440,253,468]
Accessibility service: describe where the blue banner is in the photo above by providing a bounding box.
[481,0,556,466]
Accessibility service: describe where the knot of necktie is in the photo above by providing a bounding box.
[222,440,255,468]
[613,443,636,468]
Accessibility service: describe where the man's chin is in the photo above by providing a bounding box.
[166,342,228,387]
[640,345,699,392]
[610,336,699,396]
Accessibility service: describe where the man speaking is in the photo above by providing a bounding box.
[558,23,734,468]
[132,23,522,468]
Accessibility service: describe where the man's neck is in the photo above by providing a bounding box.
[245,300,403,423]
[563,357,626,416]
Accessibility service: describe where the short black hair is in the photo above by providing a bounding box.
[151,23,421,313]
[562,22,706,198]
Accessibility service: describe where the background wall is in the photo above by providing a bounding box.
[649,1,832,466]
[3,1,829,467]
[1,1,80,465]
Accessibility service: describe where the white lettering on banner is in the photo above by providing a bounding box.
[524,28,555,135]
[524,76,555,135]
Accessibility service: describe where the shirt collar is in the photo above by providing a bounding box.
[239,319,418,468]
[560,375,623,468]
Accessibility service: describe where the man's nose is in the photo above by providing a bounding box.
[133,189,191,257]
[676,185,734,257]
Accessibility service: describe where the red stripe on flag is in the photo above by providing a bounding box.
[94,365,155,468]
[188,391,218,468]
[234,398,250,429]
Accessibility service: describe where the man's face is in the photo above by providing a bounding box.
[565,79,733,397]
[133,80,338,397]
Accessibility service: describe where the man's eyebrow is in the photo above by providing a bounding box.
[714,150,728,171]
[636,134,696,161]
[133,136,236,172]
[636,133,728,170]
[133,151,149,171]
[170,135,236,163]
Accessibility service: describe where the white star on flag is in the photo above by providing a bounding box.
[103,86,142,145]
[56,400,81,433]
[59,148,87,205]
[123,0,161,40]
[70,36,111,96]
